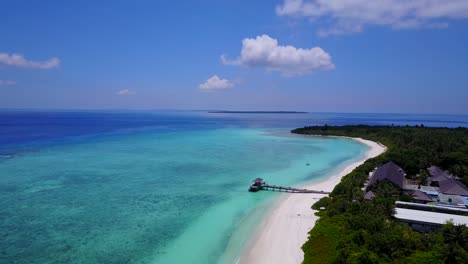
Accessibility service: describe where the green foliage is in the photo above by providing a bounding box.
[292,125,468,185]
[416,169,430,185]
[442,222,468,251]
[405,251,444,264]
[302,215,345,264]
[292,125,468,264]
[347,249,381,264]
[311,196,331,210]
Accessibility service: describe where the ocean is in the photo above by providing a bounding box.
[1,110,467,263]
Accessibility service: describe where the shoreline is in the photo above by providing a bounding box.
[237,136,387,264]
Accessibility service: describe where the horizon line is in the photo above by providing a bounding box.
[0,107,468,116]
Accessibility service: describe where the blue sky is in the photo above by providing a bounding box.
[1,0,468,114]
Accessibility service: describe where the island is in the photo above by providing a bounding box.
[292,125,468,264]
[208,110,308,114]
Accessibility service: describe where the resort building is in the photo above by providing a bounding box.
[394,201,468,232]
[427,166,468,197]
[429,175,448,187]
[364,161,406,200]
[439,178,468,196]
[363,161,468,208]
[428,166,452,179]
[365,163,468,209]
[402,166,468,207]
[364,191,375,200]
[438,194,467,208]
[248,178,265,192]
[403,184,439,200]
[367,161,406,189]
[411,190,433,204]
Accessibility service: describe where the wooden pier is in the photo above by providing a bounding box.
[248,178,330,194]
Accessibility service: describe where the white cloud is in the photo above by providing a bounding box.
[221,34,334,76]
[0,53,60,69]
[276,0,468,36]
[198,75,235,90]
[0,80,16,86]
[116,89,135,95]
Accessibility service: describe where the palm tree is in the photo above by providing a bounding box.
[443,222,468,250]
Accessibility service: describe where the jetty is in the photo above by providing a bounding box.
[248,178,330,194]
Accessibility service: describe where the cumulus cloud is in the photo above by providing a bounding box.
[221,34,334,76]
[116,89,135,95]
[198,75,235,90]
[276,0,468,36]
[0,53,60,69]
[0,80,16,86]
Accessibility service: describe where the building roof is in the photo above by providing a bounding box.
[428,166,445,177]
[462,197,468,207]
[428,166,452,182]
[364,191,375,200]
[422,190,440,196]
[439,178,468,196]
[395,208,468,226]
[438,194,465,206]
[404,184,439,194]
[368,161,405,189]
[396,201,468,214]
[412,190,433,202]
[429,174,450,183]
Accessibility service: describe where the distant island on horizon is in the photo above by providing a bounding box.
[208,110,308,114]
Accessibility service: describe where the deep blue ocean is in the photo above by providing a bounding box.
[1,110,467,263]
[1,110,467,153]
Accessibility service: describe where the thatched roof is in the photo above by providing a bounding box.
[428,166,453,182]
[428,166,445,177]
[364,191,375,200]
[368,161,405,189]
[439,179,468,196]
[411,190,433,202]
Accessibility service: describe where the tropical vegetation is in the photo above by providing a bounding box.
[292,125,468,264]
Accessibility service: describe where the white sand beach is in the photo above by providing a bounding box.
[238,137,387,264]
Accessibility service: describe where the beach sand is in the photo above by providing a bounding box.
[238,137,387,264]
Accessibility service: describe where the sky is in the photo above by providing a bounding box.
[1,0,468,114]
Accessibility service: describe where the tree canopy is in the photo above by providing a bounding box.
[293,125,468,264]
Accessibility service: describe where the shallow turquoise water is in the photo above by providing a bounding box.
[0,127,366,263]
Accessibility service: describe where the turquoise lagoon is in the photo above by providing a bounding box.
[0,112,368,263]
